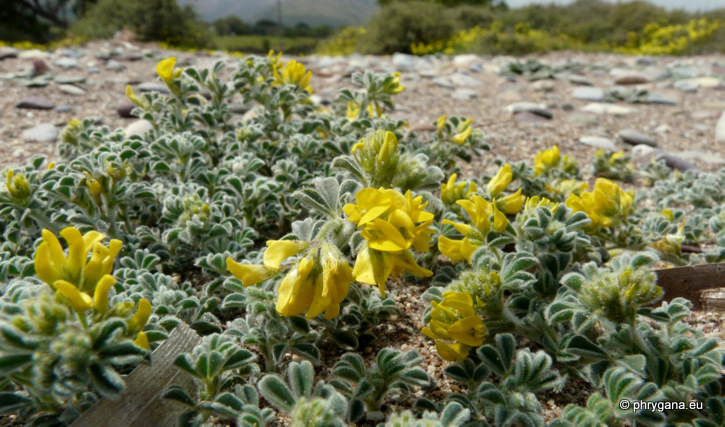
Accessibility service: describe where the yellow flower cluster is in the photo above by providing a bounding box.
[315,27,366,56]
[344,187,434,297]
[34,227,150,348]
[436,115,473,145]
[616,18,720,55]
[156,57,183,85]
[5,170,30,199]
[438,164,524,263]
[565,178,634,229]
[227,240,352,319]
[441,174,477,206]
[274,59,313,94]
[422,291,485,361]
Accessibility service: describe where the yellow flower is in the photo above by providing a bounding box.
[451,119,473,144]
[5,170,30,199]
[276,256,316,317]
[441,174,477,206]
[422,291,485,361]
[275,59,313,93]
[127,298,152,334]
[436,114,447,137]
[263,240,310,269]
[495,188,525,215]
[134,331,149,349]
[125,85,147,108]
[55,280,93,312]
[156,57,178,85]
[226,258,274,286]
[383,72,405,95]
[438,194,508,264]
[565,178,634,229]
[34,227,122,293]
[487,164,513,197]
[524,196,559,211]
[305,243,353,319]
[534,146,560,176]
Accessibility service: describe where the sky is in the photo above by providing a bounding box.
[504,0,724,12]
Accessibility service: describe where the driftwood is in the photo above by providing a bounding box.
[655,264,725,310]
[72,323,201,427]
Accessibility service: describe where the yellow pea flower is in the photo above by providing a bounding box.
[126,85,147,108]
[383,72,405,95]
[263,240,310,270]
[226,258,274,286]
[487,164,513,197]
[55,280,93,312]
[156,57,179,85]
[451,119,473,144]
[441,174,477,206]
[565,178,634,230]
[5,170,30,199]
[127,298,152,333]
[495,188,526,215]
[133,331,149,349]
[276,256,316,317]
[436,114,447,137]
[534,146,560,176]
[422,291,485,361]
[275,59,313,93]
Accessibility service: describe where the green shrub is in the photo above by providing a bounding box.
[359,1,456,54]
[71,0,212,48]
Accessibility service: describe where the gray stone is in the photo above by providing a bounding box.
[22,123,58,143]
[673,79,698,92]
[22,77,50,88]
[54,57,78,69]
[124,120,153,137]
[647,93,678,105]
[657,152,699,172]
[138,82,170,94]
[514,111,550,123]
[569,75,593,86]
[87,66,100,74]
[631,145,698,172]
[55,104,73,113]
[716,111,725,142]
[33,59,50,75]
[579,136,617,151]
[59,84,86,96]
[565,113,599,126]
[452,89,477,100]
[618,129,657,147]
[106,60,125,71]
[391,53,416,72]
[636,57,658,66]
[505,102,553,119]
[581,103,635,116]
[433,77,454,89]
[572,87,604,101]
[449,72,481,87]
[561,103,575,111]
[469,63,483,73]
[532,80,555,92]
[677,150,725,165]
[55,74,86,84]
[16,97,55,110]
[0,47,18,60]
[19,49,48,60]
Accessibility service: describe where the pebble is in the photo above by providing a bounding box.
[22,123,58,143]
[452,89,477,100]
[116,103,137,118]
[716,111,725,142]
[505,102,553,119]
[581,103,634,116]
[138,82,170,94]
[54,57,78,69]
[572,87,604,101]
[88,66,100,74]
[532,80,555,92]
[23,78,50,88]
[124,120,153,137]
[16,97,55,110]
[59,84,86,96]
[614,74,649,85]
[449,72,481,87]
[0,47,18,60]
[19,49,48,60]
[55,74,86,84]
[647,92,679,105]
[678,150,725,165]
[579,136,617,150]
[106,60,126,71]
[514,111,550,123]
[33,59,50,75]
[569,75,593,86]
[432,77,454,89]
[391,53,417,72]
[618,129,657,147]
[55,104,73,113]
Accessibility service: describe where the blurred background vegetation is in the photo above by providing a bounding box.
[2,0,724,56]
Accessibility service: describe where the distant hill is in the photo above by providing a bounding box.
[178,0,379,27]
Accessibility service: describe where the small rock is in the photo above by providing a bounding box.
[582,103,634,116]
[33,58,50,75]
[452,89,477,100]
[695,77,721,88]
[673,79,698,92]
[16,97,55,110]
[19,49,47,60]
[566,113,599,126]
[647,92,679,105]
[572,87,604,101]
[138,82,170,94]
[532,80,555,92]
[55,74,86,84]
[22,123,58,143]
[54,57,78,69]
[505,102,553,119]
[514,111,550,123]
[58,84,86,96]
[632,146,698,172]
[23,77,50,88]
[677,150,725,165]
[579,136,617,151]
[432,77,454,89]
[55,104,73,113]
[124,120,153,137]
[657,152,699,172]
[469,63,483,73]
[631,144,658,160]
[449,72,481,87]
[453,54,479,67]
[561,103,575,111]
[0,47,18,60]
[716,111,725,142]
[106,60,125,71]
[87,66,100,74]
[618,129,657,147]
[569,75,593,86]
[391,53,416,72]
[116,103,137,118]
[614,74,649,85]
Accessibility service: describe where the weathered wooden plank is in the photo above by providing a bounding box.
[655,264,725,310]
[73,323,201,427]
